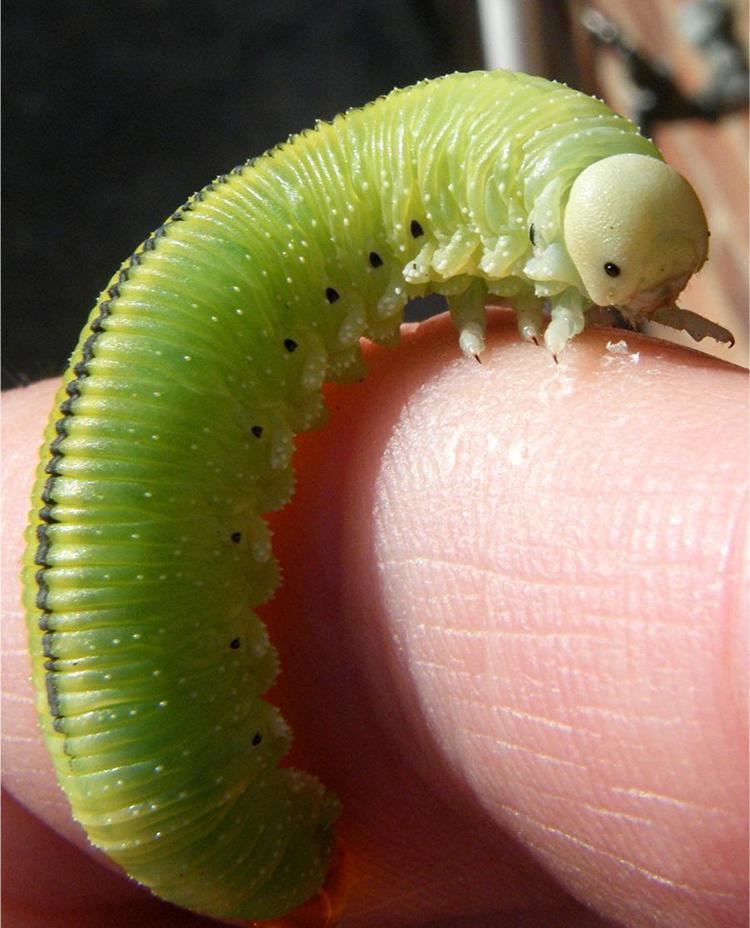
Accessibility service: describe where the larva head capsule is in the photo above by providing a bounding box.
[563,153,709,320]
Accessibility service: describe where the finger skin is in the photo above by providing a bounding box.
[3,311,747,927]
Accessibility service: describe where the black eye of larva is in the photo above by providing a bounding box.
[369,251,383,268]
[604,262,621,278]
[410,219,424,238]
[529,223,536,246]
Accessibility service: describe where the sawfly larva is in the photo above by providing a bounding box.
[23,69,734,924]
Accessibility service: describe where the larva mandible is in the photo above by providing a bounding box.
[23,69,734,923]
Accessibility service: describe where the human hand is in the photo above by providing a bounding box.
[3,312,747,927]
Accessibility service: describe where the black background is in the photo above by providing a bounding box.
[3,1,481,388]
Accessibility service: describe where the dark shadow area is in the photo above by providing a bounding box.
[404,291,448,323]
[2,1,481,388]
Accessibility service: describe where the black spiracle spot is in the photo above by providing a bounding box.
[229,637,241,649]
[410,219,424,238]
[250,425,263,438]
[230,532,242,543]
[45,673,62,718]
[325,287,340,304]
[283,337,298,353]
[369,251,383,268]
[251,732,263,746]
[529,223,536,246]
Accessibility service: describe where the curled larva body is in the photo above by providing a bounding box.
[23,69,731,922]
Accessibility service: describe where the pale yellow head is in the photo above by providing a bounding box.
[563,153,709,317]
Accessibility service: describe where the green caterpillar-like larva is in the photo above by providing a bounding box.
[23,69,734,922]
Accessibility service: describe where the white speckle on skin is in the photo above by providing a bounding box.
[606,339,629,354]
[604,340,640,365]
[507,439,531,467]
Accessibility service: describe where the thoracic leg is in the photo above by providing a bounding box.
[544,293,587,356]
[649,304,735,347]
[515,297,545,345]
[450,279,488,358]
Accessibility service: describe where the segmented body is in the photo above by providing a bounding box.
[24,70,661,919]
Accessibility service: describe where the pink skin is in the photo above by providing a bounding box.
[2,310,747,928]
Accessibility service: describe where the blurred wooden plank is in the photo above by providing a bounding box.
[571,0,748,366]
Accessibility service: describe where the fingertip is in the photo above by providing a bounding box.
[362,319,748,926]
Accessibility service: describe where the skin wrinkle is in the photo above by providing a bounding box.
[421,648,702,723]
[519,845,741,928]
[448,694,604,739]
[22,794,65,810]
[722,489,749,737]
[396,520,724,590]
[381,552,708,595]
[497,803,737,900]
[573,803,654,828]
[515,792,661,860]
[459,758,649,828]
[1,690,34,704]
[459,727,590,771]
[609,785,741,820]
[482,764,662,831]
[392,559,724,676]
[400,582,710,639]
[2,734,40,745]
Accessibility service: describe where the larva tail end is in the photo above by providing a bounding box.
[250,838,352,928]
